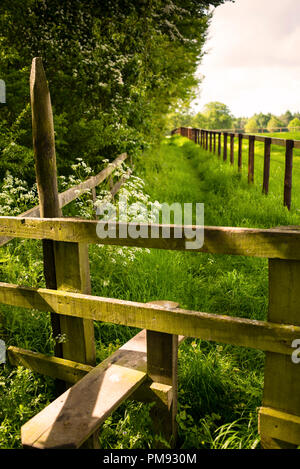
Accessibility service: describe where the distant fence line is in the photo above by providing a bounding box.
[171,127,300,210]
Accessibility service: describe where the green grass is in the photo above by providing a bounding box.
[0,135,299,449]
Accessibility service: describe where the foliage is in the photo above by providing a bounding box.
[0,0,228,181]
[244,117,258,133]
[194,102,233,130]
[266,116,285,131]
[288,117,300,130]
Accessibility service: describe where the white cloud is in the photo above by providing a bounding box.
[193,0,300,117]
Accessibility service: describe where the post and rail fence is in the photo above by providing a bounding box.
[171,127,300,210]
[1,61,300,449]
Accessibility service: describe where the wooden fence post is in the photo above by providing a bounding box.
[259,254,300,448]
[218,132,221,157]
[248,135,255,184]
[209,132,212,153]
[230,133,234,165]
[205,131,208,151]
[238,134,243,172]
[30,58,97,448]
[223,132,228,161]
[284,140,294,210]
[262,138,271,195]
[30,57,63,361]
[147,328,178,447]
[213,132,216,154]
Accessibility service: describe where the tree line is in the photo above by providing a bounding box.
[171,101,300,132]
[0,0,228,184]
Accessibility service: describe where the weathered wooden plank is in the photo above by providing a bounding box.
[7,346,93,384]
[21,331,148,449]
[58,153,127,208]
[1,281,300,355]
[260,257,300,449]
[0,218,300,259]
[259,407,300,447]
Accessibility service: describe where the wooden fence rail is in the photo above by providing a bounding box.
[2,59,300,450]
[171,127,300,210]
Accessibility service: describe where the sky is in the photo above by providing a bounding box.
[192,0,300,118]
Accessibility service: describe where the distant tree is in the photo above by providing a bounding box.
[192,112,208,129]
[280,110,293,126]
[254,113,272,129]
[202,102,233,130]
[245,117,258,133]
[267,116,285,131]
[288,117,300,130]
[232,117,247,130]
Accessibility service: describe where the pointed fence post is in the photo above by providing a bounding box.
[30,57,63,360]
[30,57,97,447]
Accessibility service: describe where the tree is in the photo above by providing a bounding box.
[288,118,300,130]
[280,110,293,127]
[192,112,208,129]
[245,117,258,133]
[0,0,229,181]
[201,102,233,130]
[254,113,272,129]
[267,116,285,132]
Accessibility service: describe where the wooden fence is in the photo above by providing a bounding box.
[2,60,300,449]
[171,127,300,210]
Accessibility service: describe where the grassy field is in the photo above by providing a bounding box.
[0,135,299,449]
